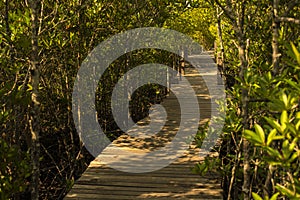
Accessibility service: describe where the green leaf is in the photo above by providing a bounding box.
[254,124,265,145]
[282,140,292,159]
[282,93,288,108]
[288,152,298,163]
[264,146,282,159]
[264,117,282,133]
[269,192,280,200]
[252,192,263,200]
[291,42,300,65]
[296,119,300,131]
[280,110,288,128]
[267,129,277,146]
[276,184,300,198]
[286,123,297,135]
[244,130,263,145]
[286,80,300,93]
[296,112,300,119]
[273,135,285,140]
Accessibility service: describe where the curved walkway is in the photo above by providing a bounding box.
[65,53,223,199]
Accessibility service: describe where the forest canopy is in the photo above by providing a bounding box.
[0,0,300,199]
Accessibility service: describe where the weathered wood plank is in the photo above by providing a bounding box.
[64,53,223,199]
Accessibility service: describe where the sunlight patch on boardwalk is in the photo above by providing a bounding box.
[65,53,223,199]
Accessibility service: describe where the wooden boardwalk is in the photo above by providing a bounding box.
[65,53,223,200]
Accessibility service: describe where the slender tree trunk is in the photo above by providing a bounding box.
[216,8,225,74]
[214,1,251,198]
[227,140,242,200]
[233,14,251,200]
[235,36,251,200]
[264,165,275,197]
[29,0,40,199]
[237,38,250,200]
[272,0,280,75]
[216,8,226,86]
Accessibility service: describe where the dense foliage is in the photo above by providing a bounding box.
[191,0,300,200]
[0,0,188,199]
[1,0,299,199]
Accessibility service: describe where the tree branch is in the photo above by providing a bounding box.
[214,0,237,25]
[277,16,300,24]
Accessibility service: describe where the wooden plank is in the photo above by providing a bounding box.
[76,174,217,184]
[65,194,222,200]
[66,189,222,198]
[64,57,223,199]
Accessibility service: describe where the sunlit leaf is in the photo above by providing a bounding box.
[267,129,277,146]
[254,124,265,145]
[291,42,300,65]
[280,110,288,127]
[264,117,282,133]
[269,192,280,200]
[252,192,263,200]
[244,130,263,145]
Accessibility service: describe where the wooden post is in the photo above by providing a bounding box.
[179,46,185,80]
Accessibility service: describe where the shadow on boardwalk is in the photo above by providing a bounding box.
[65,54,223,200]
